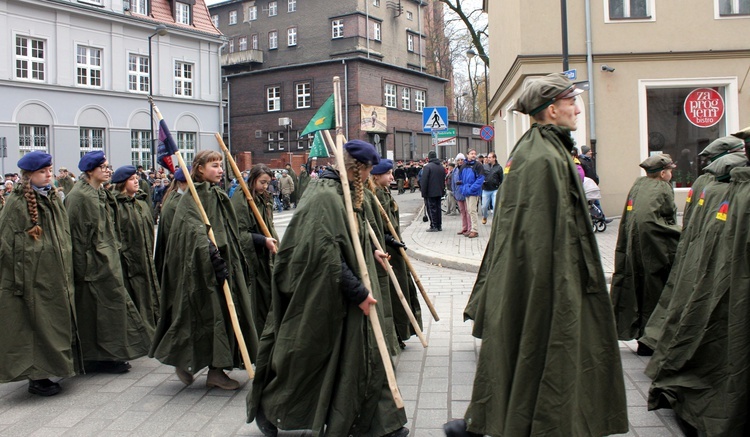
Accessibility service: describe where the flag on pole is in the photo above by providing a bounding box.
[309,131,330,158]
[300,94,335,137]
[157,119,178,173]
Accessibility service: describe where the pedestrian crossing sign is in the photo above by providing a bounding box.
[423,106,449,132]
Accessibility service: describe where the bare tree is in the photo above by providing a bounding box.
[437,0,488,67]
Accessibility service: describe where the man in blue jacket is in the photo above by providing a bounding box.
[460,149,485,238]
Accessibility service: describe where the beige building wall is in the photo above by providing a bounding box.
[487,0,750,214]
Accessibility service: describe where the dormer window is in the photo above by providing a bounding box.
[175,2,192,25]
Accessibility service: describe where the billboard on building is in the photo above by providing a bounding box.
[360,105,388,133]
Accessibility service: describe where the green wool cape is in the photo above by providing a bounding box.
[374,185,422,342]
[115,190,160,340]
[65,180,150,362]
[297,170,310,203]
[247,174,407,436]
[288,170,299,205]
[610,177,681,340]
[647,164,750,435]
[149,182,258,374]
[231,191,278,336]
[681,173,714,231]
[462,124,628,436]
[154,189,182,281]
[0,185,82,382]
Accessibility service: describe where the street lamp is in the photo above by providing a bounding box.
[455,92,468,155]
[466,49,490,153]
[148,24,168,171]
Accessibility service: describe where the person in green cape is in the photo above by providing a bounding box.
[297,163,310,203]
[153,167,188,280]
[230,164,278,335]
[610,154,681,356]
[0,151,82,396]
[285,163,299,207]
[248,140,409,437]
[367,158,422,349]
[112,165,161,340]
[446,73,628,436]
[66,151,150,374]
[150,150,258,390]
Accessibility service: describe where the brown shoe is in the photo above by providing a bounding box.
[457,230,466,235]
[482,217,487,224]
[467,232,478,238]
[206,369,240,390]
[175,367,193,386]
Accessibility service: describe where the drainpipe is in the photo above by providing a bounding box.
[585,0,597,163]
[343,59,350,138]
[417,0,423,72]
[365,0,370,58]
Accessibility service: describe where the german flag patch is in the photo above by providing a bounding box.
[716,201,729,221]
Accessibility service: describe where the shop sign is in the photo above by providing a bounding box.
[683,88,724,128]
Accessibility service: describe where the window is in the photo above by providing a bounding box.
[402,87,411,110]
[332,19,344,38]
[175,2,191,25]
[415,89,426,112]
[229,10,237,25]
[15,36,45,81]
[229,39,235,53]
[76,45,102,88]
[607,0,651,19]
[18,125,48,155]
[374,0,380,5]
[269,1,278,16]
[269,31,278,49]
[132,0,149,15]
[267,86,281,111]
[131,130,152,168]
[174,62,193,97]
[252,34,259,49]
[248,5,257,20]
[80,128,105,157]
[211,14,219,27]
[296,82,311,108]
[373,23,381,41]
[407,11,413,20]
[278,131,285,150]
[267,132,275,151]
[296,132,305,150]
[719,0,750,14]
[239,36,248,51]
[128,54,149,93]
[288,0,296,12]
[407,34,415,52]
[177,132,196,164]
[288,27,297,46]
[384,83,397,108]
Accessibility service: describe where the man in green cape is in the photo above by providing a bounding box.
[286,163,299,207]
[446,73,628,436]
[610,154,681,356]
[297,163,310,203]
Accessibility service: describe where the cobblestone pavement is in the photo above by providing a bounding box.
[0,193,684,436]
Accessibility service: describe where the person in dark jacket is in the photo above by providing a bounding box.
[459,149,485,238]
[579,146,599,183]
[480,152,502,225]
[419,150,445,232]
[406,162,419,193]
[394,163,407,194]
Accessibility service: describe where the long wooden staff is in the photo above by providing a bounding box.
[214,133,274,241]
[371,196,440,321]
[150,99,254,379]
[329,77,403,409]
[364,221,428,348]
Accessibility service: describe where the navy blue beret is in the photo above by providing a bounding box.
[17,151,52,172]
[111,165,137,184]
[371,158,393,175]
[174,167,187,182]
[344,140,380,166]
[78,151,106,172]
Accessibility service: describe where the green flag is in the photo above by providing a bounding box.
[309,131,329,158]
[300,94,335,136]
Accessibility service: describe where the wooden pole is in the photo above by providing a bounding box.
[151,101,254,379]
[328,78,403,409]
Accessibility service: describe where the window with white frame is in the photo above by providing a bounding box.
[174,62,193,97]
[719,0,750,14]
[607,0,651,19]
[288,0,296,12]
[15,36,45,81]
[269,1,278,16]
[131,130,152,168]
[278,131,285,150]
[18,125,48,155]
[252,34,259,49]
[407,11,413,20]
[407,34,415,52]
[128,54,149,93]
[267,132,275,151]
[211,15,219,27]
[296,131,305,149]
[132,0,149,16]
[384,83,397,108]
[80,127,105,158]
[177,132,196,164]
[373,22,381,41]
[248,5,257,20]
[76,45,102,88]
[296,82,311,108]
[229,39,235,53]
[374,0,380,6]
[415,89,426,112]
[402,87,411,110]
[239,36,248,51]
[229,10,237,25]
[332,19,344,38]
[269,31,278,49]
[267,86,281,111]
[288,27,297,46]
[175,2,191,25]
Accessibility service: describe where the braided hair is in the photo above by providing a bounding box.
[343,152,365,211]
[20,171,42,240]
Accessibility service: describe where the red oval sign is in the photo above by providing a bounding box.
[683,88,724,128]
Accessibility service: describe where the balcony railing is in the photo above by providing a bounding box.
[221,49,264,66]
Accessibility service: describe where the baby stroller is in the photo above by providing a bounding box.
[583,177,606,232]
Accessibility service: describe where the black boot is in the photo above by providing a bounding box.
[28,379,61,397]
[636,341,654,356]
[255,407,278,437]
[443,419,482,437]
[383,427,409,437]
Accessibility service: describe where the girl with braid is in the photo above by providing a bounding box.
[248,140,409,437]
[0,151,82,396]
